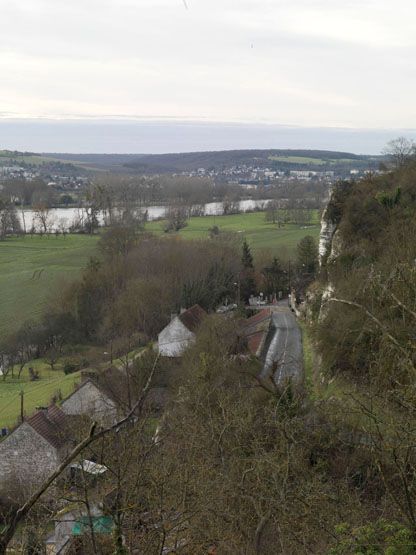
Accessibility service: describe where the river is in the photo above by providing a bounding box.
[18,199,271,232]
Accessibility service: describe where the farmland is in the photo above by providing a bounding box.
[268,154,359,166]
[0,149,85,167]
[0,210,320,428]
[0,234,98,338]
[268,155,327,165]
[0,212,320,338]
[0,363,81,429]
[146,210,320,256]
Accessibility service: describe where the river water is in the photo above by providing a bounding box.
[18,199,270,232]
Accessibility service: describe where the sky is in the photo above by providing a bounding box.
[1,0,416,152]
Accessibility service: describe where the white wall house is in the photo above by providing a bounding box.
[158,305,206,357]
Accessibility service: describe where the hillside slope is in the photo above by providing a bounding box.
[314,163,416,389]
[45,149,382,174]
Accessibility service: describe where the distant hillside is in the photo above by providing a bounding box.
[0,149,45,166]
[43,153,146,172]
[122,149,382,174]
[43,149,383,174]
[0,149,88,174]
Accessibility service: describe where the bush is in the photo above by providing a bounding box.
[63,362,78,375]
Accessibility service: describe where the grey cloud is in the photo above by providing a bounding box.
[0,0,415,129]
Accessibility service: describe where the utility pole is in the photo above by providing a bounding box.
[234,274,241,305]
[288,259,292,293]
[19,390,24,423]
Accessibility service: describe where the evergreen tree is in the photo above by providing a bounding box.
[241,240,254,269]
[262,257,287,296]
[240,240,256,302]
[296,235,318,277]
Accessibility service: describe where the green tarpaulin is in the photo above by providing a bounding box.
[72,516,113,536]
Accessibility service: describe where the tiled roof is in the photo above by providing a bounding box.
[26,406,68,449]
[241,309,273,357]
[178,305,207,333]
[242,309,271,331]
[246,331,266,357]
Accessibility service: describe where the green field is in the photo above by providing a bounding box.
[0,213,319,426]
[146,211,320,256]
[0,234,98,339]
[0,150,83,167]
[0,215,319,338]
[0,362,80,429]
[268,154,357,166]
[268,155,327,165]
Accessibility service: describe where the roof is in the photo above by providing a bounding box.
[26,406,69,449]
[70,460,108,475]
[63,368,140,413]
[242,309,272,331]
[178,304,207,333]
[63,371,120,406]
[240,309,273,358]
[246,331,266,357]
[62,378,107,405]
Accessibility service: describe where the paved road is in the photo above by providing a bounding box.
[259,308,303,388]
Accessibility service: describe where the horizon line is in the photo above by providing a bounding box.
[0,116,415,133]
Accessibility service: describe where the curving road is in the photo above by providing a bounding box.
[259,307,303,388]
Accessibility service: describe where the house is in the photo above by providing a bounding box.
[158,305,207,357]
[240,309,273,359]
[60,375,119,426]
[61,364,170,425]
[0,406,70,495]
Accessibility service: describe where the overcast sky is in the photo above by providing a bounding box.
[1,0,416,151]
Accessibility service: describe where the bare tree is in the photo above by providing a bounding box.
[164,205,188,232]
[0,356,159,553]
[0,201,21,240]
[382,137,416,168]
[33,204,52,234]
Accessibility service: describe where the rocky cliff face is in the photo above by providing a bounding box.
[309,193,342,323]
[318,200,343,269]
[318,206,337,267]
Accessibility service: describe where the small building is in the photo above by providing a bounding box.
[46,503,114,554]
[61,364,170,425]
[158,305,206,357]
[0,406,70,496]
[61,378,119,426]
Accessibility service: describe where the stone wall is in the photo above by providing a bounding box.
[0,423,60,495]
[61,381,118,426]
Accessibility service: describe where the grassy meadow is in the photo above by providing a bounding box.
[268,155,327,165]
[146,210,320,257]
[0,210,320,427]
[268,154,359,166]
[0,362,81,429]
[0,213,319,338]
[0,150,84,167]
[0,234,98,339]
